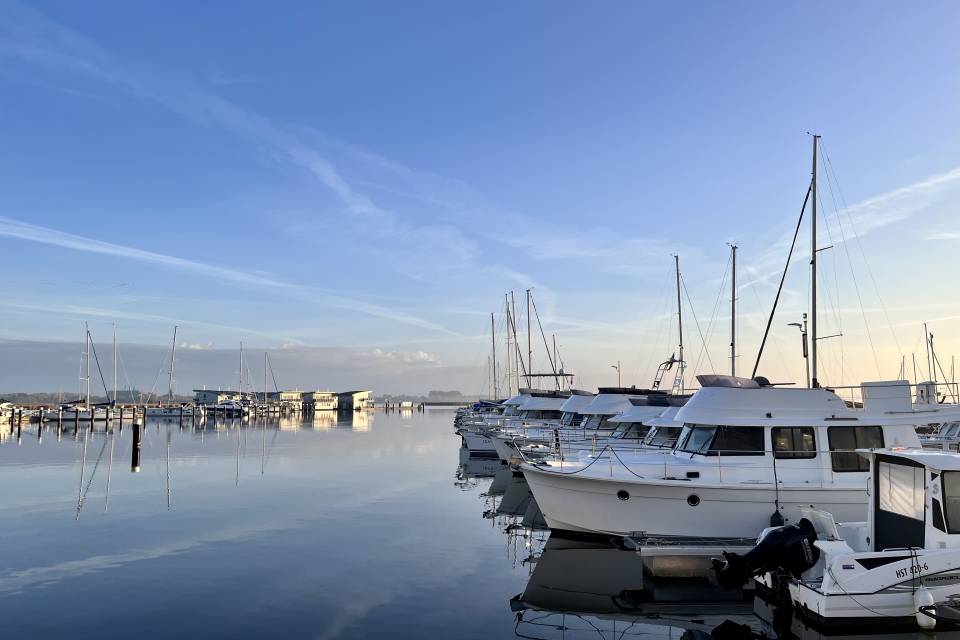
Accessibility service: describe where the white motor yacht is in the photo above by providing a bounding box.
[144,404,196,419]
[457,392,530,455]
[510,387,662,459]
[522,376,960,540]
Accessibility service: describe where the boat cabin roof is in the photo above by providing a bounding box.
[864,448,960,472]
[579,391,647,416]
[608,404,665,424]
[501,393,531,407]
[518,395,569,411]
[647,405,684,428]
[674,385,952,428]
[559,393,596,414]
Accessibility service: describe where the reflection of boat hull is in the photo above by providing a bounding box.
[496,471,535,517]
[457,448,504,478]
[522,464,866,538]
[513,534,758,636]
[487,467,512,496]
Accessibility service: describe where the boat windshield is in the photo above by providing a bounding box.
[582,415,614,431]
[611,422,650,440]
[502,405,521,417]
[676,424,764,456]
[560,412,583,427]
[644,426,682,448]
[521,409,562,421]
[942,422,960,439]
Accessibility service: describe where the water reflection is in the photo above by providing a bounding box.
[4,412,960,639]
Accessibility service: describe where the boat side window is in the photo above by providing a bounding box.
[560,412,575,426]
[828,426,884,472]
[772,427,817,459]
[942,472,960,534]
[708,426,765,456]
[877,460,924,521]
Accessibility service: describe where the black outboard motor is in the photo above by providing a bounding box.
[712,518,819,588]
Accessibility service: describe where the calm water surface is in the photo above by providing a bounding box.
[2,410,959,639]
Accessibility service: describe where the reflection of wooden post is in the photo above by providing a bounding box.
[131,424,142,473]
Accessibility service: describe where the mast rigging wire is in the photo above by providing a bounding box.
[752,185,811,378]
[821,140,904,362]
[680,274,716,375]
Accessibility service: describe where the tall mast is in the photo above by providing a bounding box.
[675,255,685,394]
[504,294,512,396]
[552,334,558,389]
[810,135,820,388]
[730,244,737,377]
[526,289,532,388]
[511,291,519,390]
[490,312,499,398]
[264,351,268,406]
[239,341,244,398]
[168,326,178,402]
[112,322,117,405]
[85,322,91,408]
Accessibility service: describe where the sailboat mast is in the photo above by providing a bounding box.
[490,312,498,398]
[730,244,737,377]
[526,288,532,388]
[112,323,117,405]
[84,322,91,408]
[168,326,178,402]
[675,256,685,393]
[810,134,820,389]
[239,342,244,399]
[511,291,519,390]
[264,351,268,407]
[504,294,512,396]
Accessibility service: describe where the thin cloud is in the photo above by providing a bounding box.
[0,217,455,335]
[928,231,960,241]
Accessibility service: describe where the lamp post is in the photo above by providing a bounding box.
[611,361,621,387]
[788,314,810,388]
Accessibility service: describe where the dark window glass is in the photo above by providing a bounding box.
[646,426,682,448]
[772,427,817,459]
[709,426,765,456]
[679,425,716,454]
[828,426,884,472]
[943,472,960,534]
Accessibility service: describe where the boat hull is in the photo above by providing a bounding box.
[521,465,867,538]
[459,429,497,453]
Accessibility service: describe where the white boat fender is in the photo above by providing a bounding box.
[915,585,936,630]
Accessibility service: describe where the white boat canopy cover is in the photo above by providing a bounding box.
[558,392,596,414]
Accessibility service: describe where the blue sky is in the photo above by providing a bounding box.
[2,1,960,394]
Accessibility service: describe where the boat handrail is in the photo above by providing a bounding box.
[541,444,883,487]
